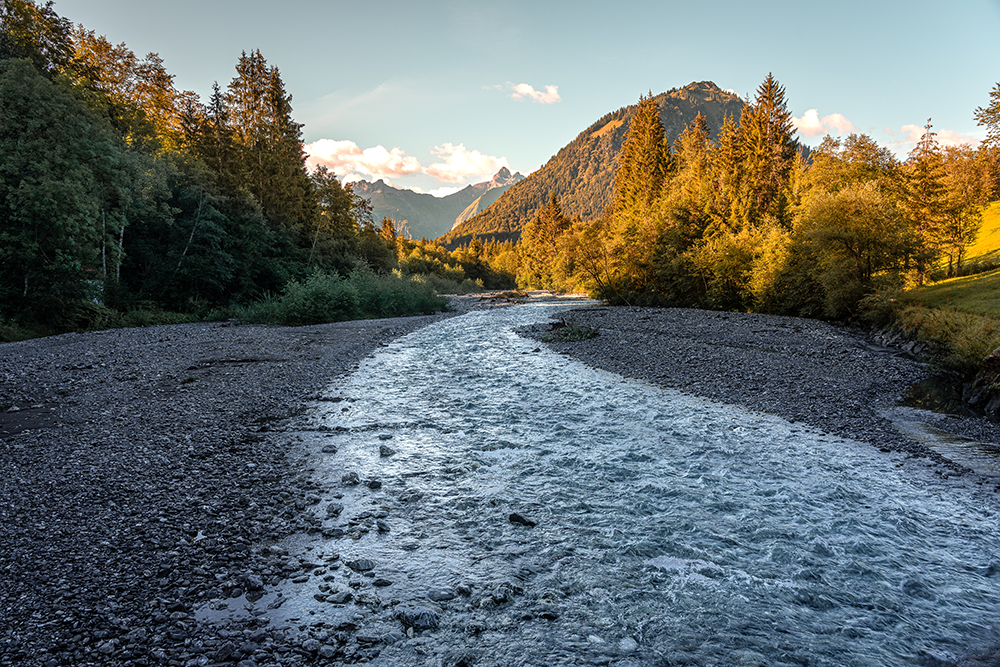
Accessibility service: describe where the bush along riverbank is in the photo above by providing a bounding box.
[870,305,1000,419]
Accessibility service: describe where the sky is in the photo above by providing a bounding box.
[52,0,1000,196]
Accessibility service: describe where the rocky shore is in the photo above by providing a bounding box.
[0,313,454,667]
[3,297,999,667]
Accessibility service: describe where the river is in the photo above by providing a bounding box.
[223,304,1000,666]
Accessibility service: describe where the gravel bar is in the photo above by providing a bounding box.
[0,312,457,667]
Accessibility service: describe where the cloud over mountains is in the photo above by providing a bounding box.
[305,140,510,185]
[508,83,561,104]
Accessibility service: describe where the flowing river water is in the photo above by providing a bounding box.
[233,304,1000,665]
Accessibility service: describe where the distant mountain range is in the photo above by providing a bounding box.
[438,81,746,248]
[349,167,524,240]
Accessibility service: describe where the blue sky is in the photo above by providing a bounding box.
[53,0,1000,195]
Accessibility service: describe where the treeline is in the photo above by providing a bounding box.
[0,0,461,334]
[511,74,1000,319]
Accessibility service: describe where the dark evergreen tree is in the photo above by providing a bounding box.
[518,193,571,288]
[612,93,671,215]
[975,82,1000,150]
[902,120,949,283]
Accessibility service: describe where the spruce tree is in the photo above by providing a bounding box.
[613,93,671,215]
[975,82,1000,150]
[709,112,743,227]
[735,73,796,227]
[902,120,949,284]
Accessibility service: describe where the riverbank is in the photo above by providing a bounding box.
[0,313,459,667]
[528,304,1000,482]
[2,298,999,666]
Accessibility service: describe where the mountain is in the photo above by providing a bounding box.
[438,81,745,248]
[350,167,524,240]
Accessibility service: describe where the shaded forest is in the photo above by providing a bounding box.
[0,0,509,335]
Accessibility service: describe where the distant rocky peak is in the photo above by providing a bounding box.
[488,167,524,189]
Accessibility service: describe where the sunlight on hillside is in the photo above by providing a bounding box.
[909,267,1000,316]
[591,119,623,138]
[907,203,1000,317]
[966,201,1000,262]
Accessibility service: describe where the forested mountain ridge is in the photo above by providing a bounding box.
[439,81,745,248]
[351,167,524,240]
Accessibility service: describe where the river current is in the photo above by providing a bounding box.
[264,304,1000,666]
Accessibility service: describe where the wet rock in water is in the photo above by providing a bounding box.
[456,584,472,596]
[428,588,456,601]
[367,479,382,489]
[243,573,265,591]
[619,637,639,653]
[346,558,376,572]
[342,471,361,485]
[396,605,440,631]
[326,502,344,517]
[509,512,536,527]
[379,444,396,457]
[327,590,353,604]
[321,444,338,454]
[373,578,393,587]
[491,581,521,604]
[378,433,394,441]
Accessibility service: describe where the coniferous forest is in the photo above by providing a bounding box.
[2,0,999,339]
[513,77,1000,321]
[0,0,512,337]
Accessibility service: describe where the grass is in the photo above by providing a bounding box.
[905,202,1000,318]
[964,200,1000,263]
[893,201,1000,376]
[907,267,1000,316]
[894,305,1000,375]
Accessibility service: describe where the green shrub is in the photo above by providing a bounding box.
[540,319,599,342]
[237,268,449,325]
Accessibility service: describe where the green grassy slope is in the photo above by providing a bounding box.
[964,201,1000,263]
[907,202,1000,316]
[908,267,1000,315]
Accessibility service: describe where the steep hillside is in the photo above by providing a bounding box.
[454,186,515,228]
[351,168,523,240]
[439,81,744,248]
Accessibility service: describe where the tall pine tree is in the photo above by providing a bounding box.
[735,73,796,227]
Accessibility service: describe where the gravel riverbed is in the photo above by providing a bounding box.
[2,297,999,667]
[0,312,454,667]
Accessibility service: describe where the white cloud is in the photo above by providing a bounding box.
[304,139,422,181]
[793,109,856,138]
[508,82,561,104]
[424,143,510,183]
[426,186,462,198]
[936,129,980,148]
[883,124,981,157]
